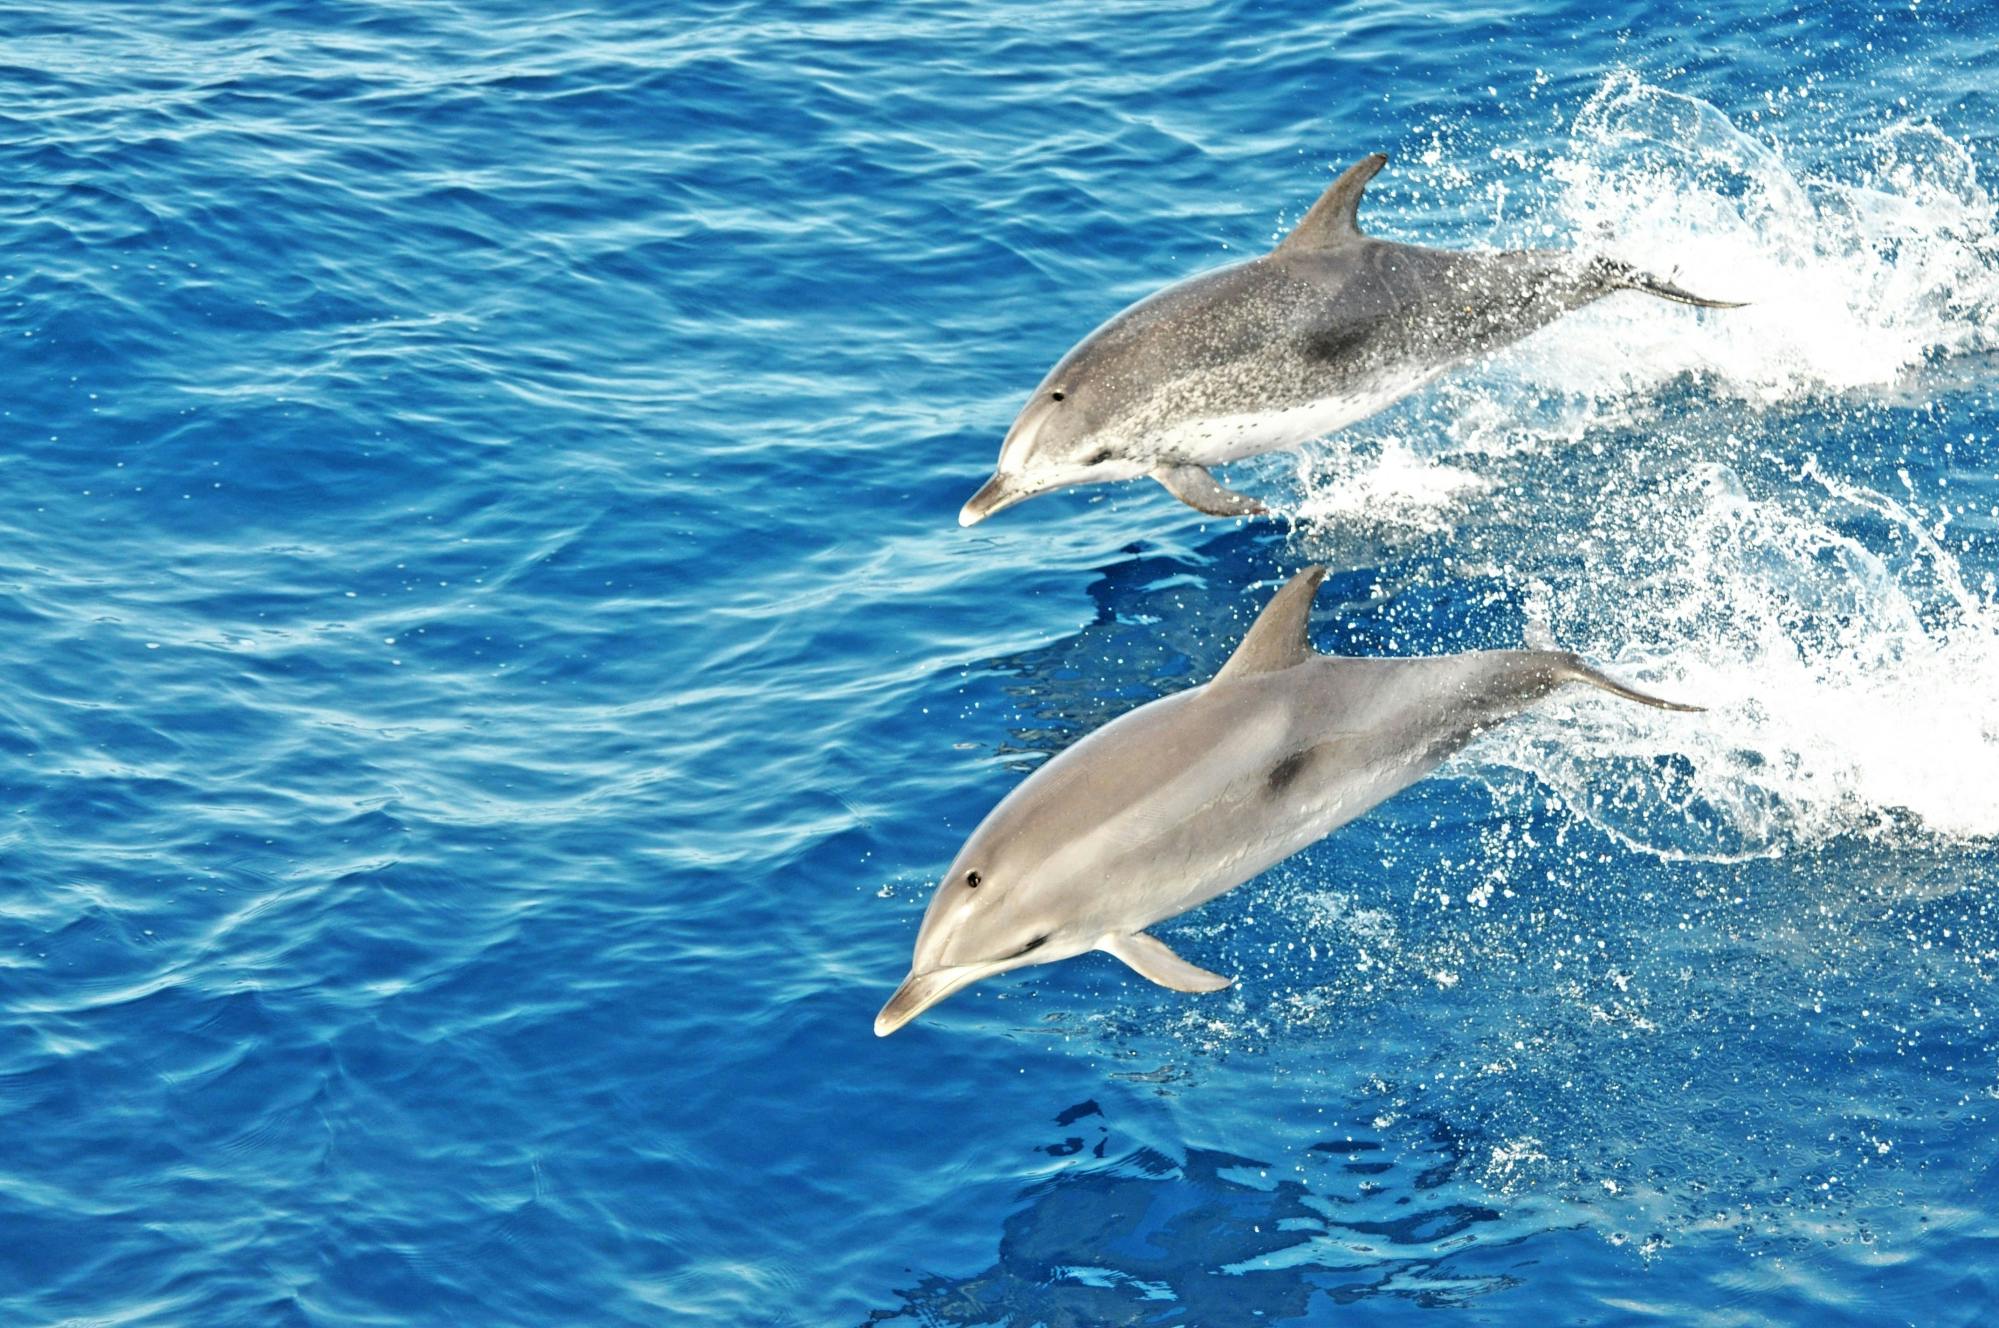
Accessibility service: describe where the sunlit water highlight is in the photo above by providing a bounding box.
[3,3,1997,1325]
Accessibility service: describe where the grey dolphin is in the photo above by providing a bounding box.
[875,566,1699,1035]
[961,153,1740,525]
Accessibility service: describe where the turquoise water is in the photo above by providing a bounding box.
[4,2,1998,1323]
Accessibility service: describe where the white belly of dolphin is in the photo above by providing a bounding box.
[1150,368,1443,465]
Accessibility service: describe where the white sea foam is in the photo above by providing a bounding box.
[1289,434,1490,533]
[1295,73,1999,853]
[1520,71,1999,402]
[1489,460,1999,855]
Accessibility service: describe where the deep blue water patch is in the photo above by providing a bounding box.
[3,1,1999,1324]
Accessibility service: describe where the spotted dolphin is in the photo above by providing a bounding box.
[874,566,1699,1035]
[960,153,1740,525]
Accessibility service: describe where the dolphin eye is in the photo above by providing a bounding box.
[964,871,982,888]
[1050,391,1065,402]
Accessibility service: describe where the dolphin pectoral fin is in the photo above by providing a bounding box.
[1152,465,1267,518]
[1099,932,1234,994]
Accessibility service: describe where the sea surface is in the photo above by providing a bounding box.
[3,2,1997,1324]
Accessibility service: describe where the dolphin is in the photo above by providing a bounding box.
[875,566,1700,1035]
[960,152,1740,525]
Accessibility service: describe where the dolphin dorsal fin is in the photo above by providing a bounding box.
[1275,152,1387,254]
[1214,566,1327,683]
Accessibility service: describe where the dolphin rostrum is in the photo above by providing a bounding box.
[875,566,1699,1035]
[960,152,1740,526]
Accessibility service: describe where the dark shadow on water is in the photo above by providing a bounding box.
[979,525,1529,771]
[862,1101,1523,1327]
[980,528,1284,767]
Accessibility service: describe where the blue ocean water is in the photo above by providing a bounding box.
[4,1,1999,1322]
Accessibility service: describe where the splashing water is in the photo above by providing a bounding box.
[934,60,1999,1327]
[1294,73,1999,856]
[1492,459,1999,856]
[1290,435,1490,532]
[1537,70,1999,401]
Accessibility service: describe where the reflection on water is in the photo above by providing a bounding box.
[864,1101,1525,1326]
[978,525,1528,774]
[980,532,1279,768]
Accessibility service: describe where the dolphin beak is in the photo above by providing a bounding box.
[874,964,992,1036]
[958,474,1029,527]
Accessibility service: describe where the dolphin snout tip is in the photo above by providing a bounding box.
[959,473,1022,528]
[876,965,985,1036]
[873,1004,922,1037]
[874,970,930,1037]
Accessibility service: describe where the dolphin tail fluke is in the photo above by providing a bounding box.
[1152,464,1267,518]
[1596,258,1746,309]
[1555,653,1705,713]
